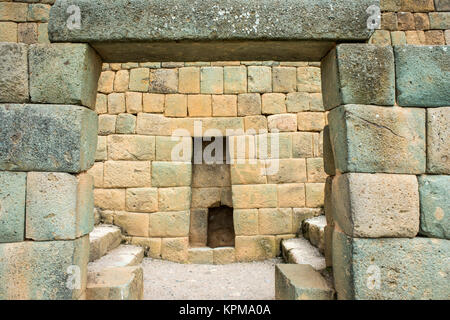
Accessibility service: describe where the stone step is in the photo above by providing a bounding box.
[281,237,326,271]
[86,266,144,300]
[88,244,144,272]
[302,215,327,254]
[89,224,122,262]
[275,264,335,300]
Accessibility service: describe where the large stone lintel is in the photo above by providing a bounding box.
[48,0,378,62]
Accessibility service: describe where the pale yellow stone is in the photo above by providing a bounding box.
[305,183,325,208]
[191,188,221,208]
[238,93,261,116]
[129,68,150,92]
[0,22,18,42]
[95,136,107,161]
[95,93,107,114]
[155,136,192,161]
[126,188,158,213]
[87,162,104,188]
[104,161,151,188]
[230,161,266,185]
[143,93,165,113]
[297,112,326,132]
[224,66,247,94]
[235,235,276,262]
[158,187,191,211]
[98,71,115,94]
[212,95,237,117]
[232,184,277,209]
[262,93,286,114]
[107,93,125,114]
[233,209,259,236]
[149,212,190,237]
[268,113,297,132]
[306,158,327,183]
[188,95,212,117]
[266,159,307,184]
[259,208,293,235]
[179,67,200,93]
[94,189,125,211]
[165,94,187,117]
[277,183,306,208]
[125,92,142,114]
[114,211,149,237]
[213,247,235,264]
[114,70,129,92]
[248,66,272,93]
[161,237,189,263]
[244,115,267,132]
[98,115,116,135]
[107,135,155,161]
[273,67,297,93]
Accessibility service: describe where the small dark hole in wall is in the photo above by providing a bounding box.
[207,206,235,248]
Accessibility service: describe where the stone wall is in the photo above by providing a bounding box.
[91,61,328,263]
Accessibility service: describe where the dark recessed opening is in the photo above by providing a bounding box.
[207,205,235,248]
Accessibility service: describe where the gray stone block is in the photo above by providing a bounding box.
[29,43,102,109]
[332,173,420,238]
[427,107,450,174]
[418,175,450,239]
[395,45,450,107]
[0,236,89,300]
[321,44,395,110]
[328,105,426,174]
[48,0,378,62]
[0,43,28,103]
[333,228,450,300]
[0,171,26,243]
[0,104,98,173]
[26,172,94,241]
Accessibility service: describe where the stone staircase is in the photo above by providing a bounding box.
[276,215,335,300]
[86,224,144,300]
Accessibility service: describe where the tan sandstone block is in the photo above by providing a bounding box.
[213,247,236,264]
[114,70,129,92]
[149,211,190,237]
[98,71,115,94]
[307,158,327,183]
[137,114,173,136]
[224,66,247,94]
[188,95,212,117]
[188,248,214,264]
[126,188,158,213]
[201,67,223,94]
[305,183,325,208]
[179,67,200,93]
[125,237,161,259]
[190,208,208,246]
[232,184,277,209]
[94,189,125,211]
[262,93,286,114]
[277,183,306,208]
[191,188,221,208]
[107,135,155,161]
[233,209,259,236]
[286,92,310,112]
[235,235,277,262]
[230,161,266,184]
[297,67,321,92]
[165,94,187,117]
[161,237,189,263]
[192,164,230,187]
[248,66,272,93]
[143,93,165,113]
[87,162,104,188]
[297,112,325,132]
[125,92,142,114]
[212,95,237,117]
[114,211,149,237]
[259,208,293,235]
[244,115,267,132]
[95,136,107,161]
[152,162,192,187]
[293,208,323,234]
[107,93,125,114]
[0,22,18,42]
[98,115,116,135]
[158,187,191,212]
[95,93,107,114]
[238,93,261,116]
[266,159,307,184]
[155,136,192,162]
[130,68,150,92]
[104,161,151,188]
[268,114,297,132]
[292,132,314,158]
[149,69,178,93]
[273,67,297,93]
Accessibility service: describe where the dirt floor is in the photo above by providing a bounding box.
[142,257,283,300]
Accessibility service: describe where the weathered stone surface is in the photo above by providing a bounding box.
[149,211,190,237]
[235,235,276,262]
[213,247,235,264]
[26,172,94,241]
[191,187,221,209]
[322,126,336,176]
[0,236,89,300]
[427,107,450,174]
[126,188,158,213]
[281,238,325,270]
[395,45,450,107]
[29,44,102,109]
[89,224,122,262]
[108,135,155,161]
[161,237,189,263]
[158,187,191,212]
[0,104,98,173]
[88,244,144,272]
[104,161,151,188]
[321,44,395,110]
[188,247,214,264]
[333,228,450,300]
[0,172,26,243]
[114,211,149,237]
[259,208,293,235]
[328,105,426,174]
[152,162,192,187]
[332,173,419,238]
[86,266,143,300]
[0,43,28,103]
[418,175,450,239]
[233,209,258,236]
[278,183,306,208]
[232,184,277,209]
[49,0,376,61]
[275,264,334,300]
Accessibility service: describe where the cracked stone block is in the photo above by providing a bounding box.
[332,228,450,300]
[328,105,426,174]
[29,43,102,109]
[0,104,98,173]
[0,43,28,103]
[427,107,450,174]
[395,45,450,107]
[321,44,395,110]
[0,172,26,243]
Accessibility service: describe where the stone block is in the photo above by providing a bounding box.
[332,173,420,238]
[113,69,129,92]
[292,132,314,158]
[395,45,450,107]
[297,66,321,92]
[435,0,450,11]
[155,136,192,162]
[262,93,286,115]
[192,164,230,187]
[130,68,150,92]
[213,247,235,264]
[266,159,307,184]
[116,113,136,134]
[277,183,306,208]
[297,112,325,132]
[235,235,276,262]
[29,43,102,109]
[143,93,164,113]
[94,189,125,211]
[179,67,200,93]
[224,66,247,94]
[322,126,336,176]
[273,67,296,93]
[152,162,192,187]
[0,22,18,42]
[114,211,149,237]
[190,208,208,246]
[188,247,214,264]
[257,132,293,160]
[149,68,178,93]
[328,105,426,174]
[27,4,51,22]
[233,209,259,236]
[125,92,142,114]
[126,188,158,213]
[244,115,267,132]
[275,264,334,300]
[104,161,151,188]
[158,187,191,212]
[0,2,28,22]
[321,44,395,110]
[0,43,28,103]
[161,237,189,263]
[87,162,104,188]
[95,136,107,161]
[305,183,324,208]
[165,94,187,117]
[248,66,272,93]
[98,114,116,135]
[188,94,212,117]
[108,92,125,114]
[0,104,97,173]
[230,161,266,185]
[98,71,114,94]
[26,172,94,241]
[191,188,220,209]
[0,172,26,243]
[201,67,223,94]
[148,211,190,237]
[307,158,327,183]
[333,228,450,300]
[107,135,155,161]
[286,92,310,112]
[292,208,324,234]
[268,114,297,132]
[0,236,89,300]
[259,208,293,235]
[232,184,277,209]
[418,175,450,239]
[212,95,237,117]
[238,93,261,116]
[427,108,450,174]
[136,113,172,136]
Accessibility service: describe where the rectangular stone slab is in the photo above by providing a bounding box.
[0,104,98,173]
[0,172,26,243]
[332,228,450,300]
[48,0,378,62]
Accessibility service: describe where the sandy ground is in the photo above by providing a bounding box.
[142,257,283,300]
